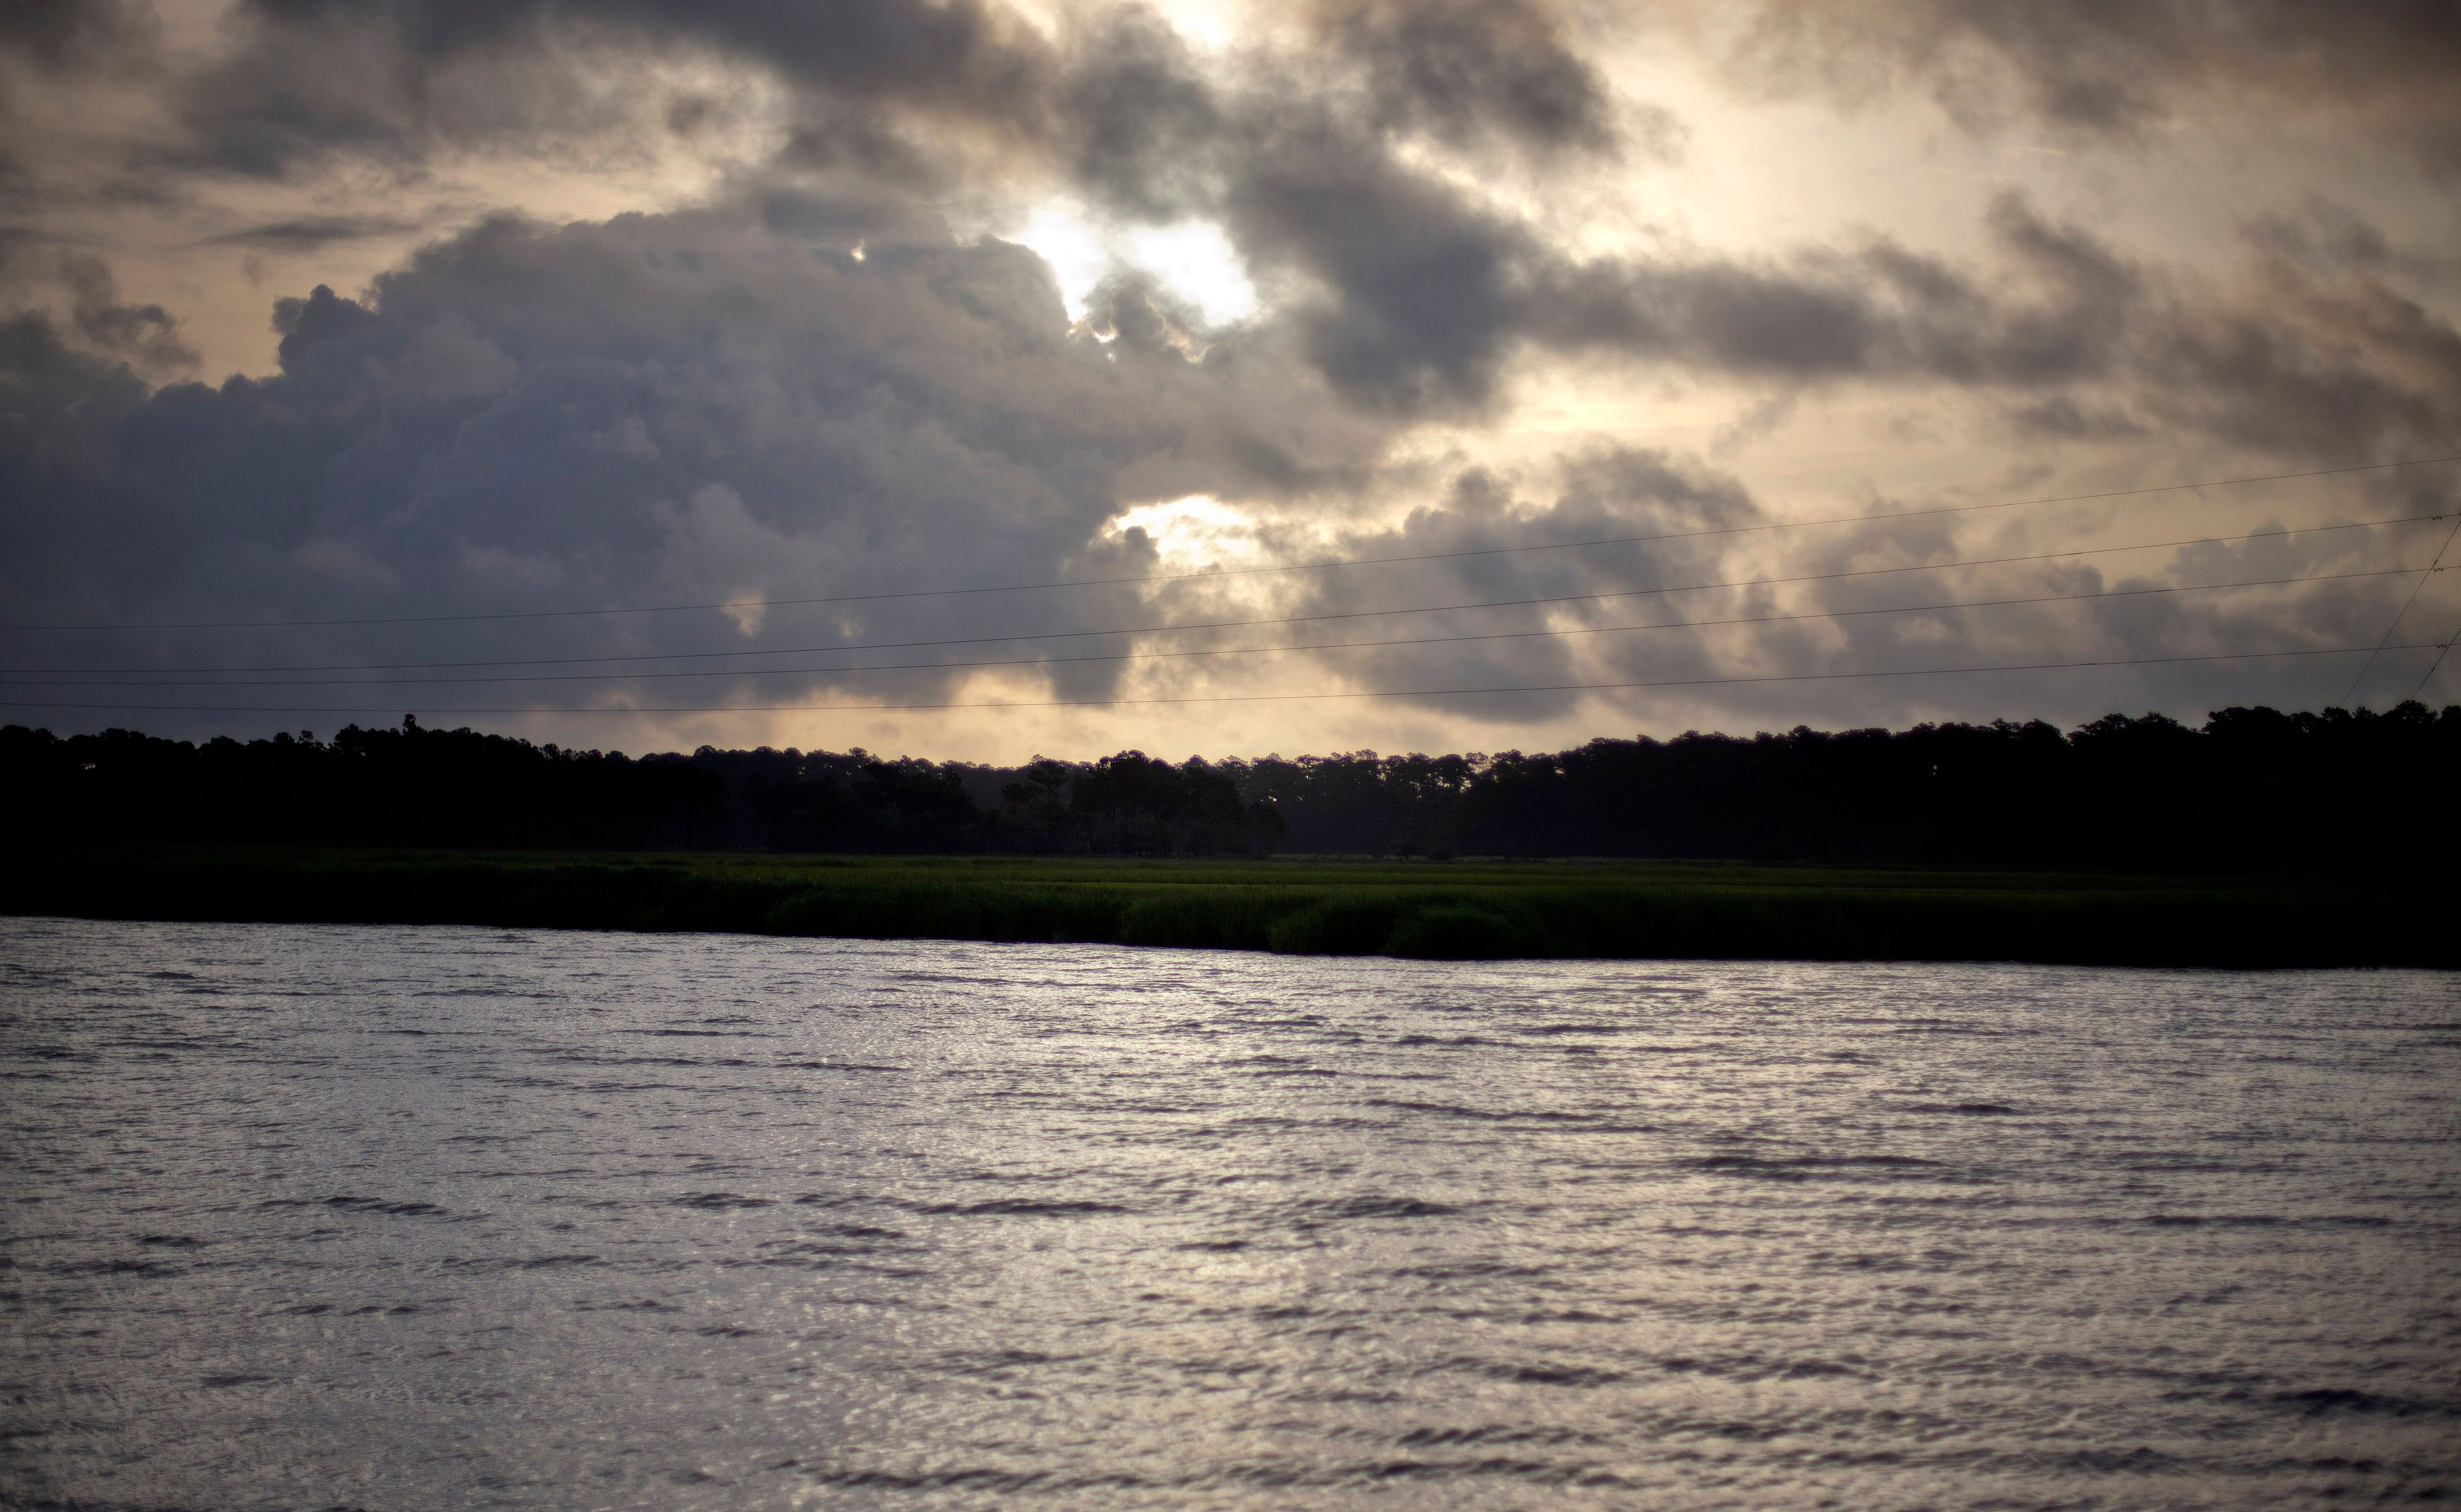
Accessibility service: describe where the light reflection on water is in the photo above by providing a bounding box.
[1,917,2455,1509]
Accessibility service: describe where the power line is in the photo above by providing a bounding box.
[2339,518,2459,707]
[6,513,2446,678]
[6,454,2457,634]
[0,566,2414,691]
[1,643,2438,718]
[2409,623,2459,702]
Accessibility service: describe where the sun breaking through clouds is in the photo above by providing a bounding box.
[3,0,2459,760]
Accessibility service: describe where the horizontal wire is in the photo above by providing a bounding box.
[3,644,2441,718]
[8,513,2448,678]
[6,454,2457,634]
[0,566,2414,690]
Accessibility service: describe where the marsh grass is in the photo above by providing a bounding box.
[3,848,2444,967]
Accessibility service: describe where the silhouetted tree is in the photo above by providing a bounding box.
[4,703,2453,869]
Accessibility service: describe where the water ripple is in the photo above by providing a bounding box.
[1,917,2455,1510]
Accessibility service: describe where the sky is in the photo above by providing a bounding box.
[3,0,2459,763]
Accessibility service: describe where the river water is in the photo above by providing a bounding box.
[1,917,2455,1509]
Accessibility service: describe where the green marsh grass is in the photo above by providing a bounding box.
[4,848,2447,967]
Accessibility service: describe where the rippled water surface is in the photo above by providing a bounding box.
[3,917,2457,1509]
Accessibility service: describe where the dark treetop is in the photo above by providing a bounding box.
[4,702,2453,872]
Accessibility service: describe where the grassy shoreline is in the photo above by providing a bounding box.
[2,848,2448,968]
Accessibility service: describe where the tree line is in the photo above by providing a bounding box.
[3,701,2453,871]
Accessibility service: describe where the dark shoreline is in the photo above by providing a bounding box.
[4,848,2447,969]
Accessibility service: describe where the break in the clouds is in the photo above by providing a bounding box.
[2,0,2458,760]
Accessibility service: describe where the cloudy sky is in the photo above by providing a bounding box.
[3,0,2458,761]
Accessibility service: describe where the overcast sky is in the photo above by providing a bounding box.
[4,0,2458,761]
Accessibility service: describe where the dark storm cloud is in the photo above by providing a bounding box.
[1518,194,2461,466]
[1058,6,1225,221]
[0,195,1385,705]
[171,0,1625,189]
[1730,0,2461,174]
[1223,119,1528,413]
[0,243,195,374]
[1072,54,2015,415]
[0,0,151,72]
[1209,448,1771,722]
[1056,49,2457,459]
[170,0,1057,179]
[169,11,669,179]
[1309,0,1621,158]
[59,253,195,370]
[186,215,429,251]
[584,0,1049,115]
[2038,202,2461,466]
[1525,193,2137,387]
[0,309,148,479]
[4,0,2454,739]
[2126,272,2461,464]
[1540,449,2461,735]
[144,0,1620,418]
[1,187,2442,732]
[2004,395,2146,443]
[2241,201,2461,293]
[44,0,2457,456]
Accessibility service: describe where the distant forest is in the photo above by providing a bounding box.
[4,702,2454,872]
